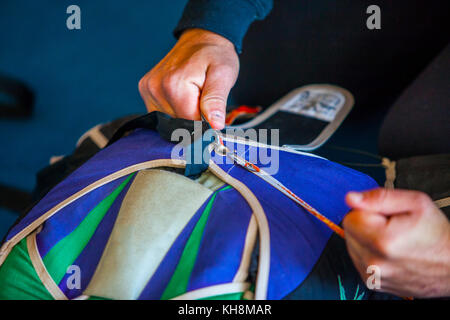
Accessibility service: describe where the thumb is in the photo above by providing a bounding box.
[200,65,236,129]
[346,188,430,216]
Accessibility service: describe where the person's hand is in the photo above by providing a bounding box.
[138,28,239,129]
[343,188,450,298]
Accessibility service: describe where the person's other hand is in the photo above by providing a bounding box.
[138,28,239,129]
[343,188,450,298]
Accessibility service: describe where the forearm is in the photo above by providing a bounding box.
[173,0,273,53]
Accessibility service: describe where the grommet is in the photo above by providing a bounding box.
[215,144,229,156]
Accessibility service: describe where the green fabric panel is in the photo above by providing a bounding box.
[0,238,53,300]
[219,185,232,192]
[43,174,134,285]
[161,191,218,299]
[199,292,244,300]
[87,295,111,300]
[161,185,232,300]
[84,292,243,301]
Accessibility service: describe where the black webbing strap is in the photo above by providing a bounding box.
[0,184,33,213]
[107,111,209,146]
[0,75,34,118]
[107,111,211,178]
[0,75,34,215]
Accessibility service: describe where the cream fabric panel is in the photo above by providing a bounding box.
[195,170,225,192]
[84,169,213,300]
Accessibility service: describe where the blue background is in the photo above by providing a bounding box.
[0,1,188,237]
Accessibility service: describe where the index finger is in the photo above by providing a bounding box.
[346,188,431,216]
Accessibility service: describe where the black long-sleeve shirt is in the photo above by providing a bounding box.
[173,0,449,159]
[174,0,273,53]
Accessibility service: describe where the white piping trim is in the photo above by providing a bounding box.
[49,155,64,165]
[233,215,257,283]
[0,159,185,266]
[208,161,270,300]
[220,133,326,160]
[435,197,450,209]
[228,84,354,151]
[382,157,396,189]
[170,282,250,300]
[27,228,68,300]
[76,124,109,148]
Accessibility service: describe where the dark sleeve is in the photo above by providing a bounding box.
[173,0,273,53]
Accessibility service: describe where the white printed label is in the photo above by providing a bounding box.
[280,89,345,122]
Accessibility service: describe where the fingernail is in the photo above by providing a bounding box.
[210,110,225,121]
[347,192,363,203]
[208,111,225,129]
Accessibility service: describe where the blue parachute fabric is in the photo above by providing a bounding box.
[4,127,378,300]
[219,140,377,299]
[36,176,128,257]
[58,176,135,298]
[187,186,253,291]
[6,129,177,241]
